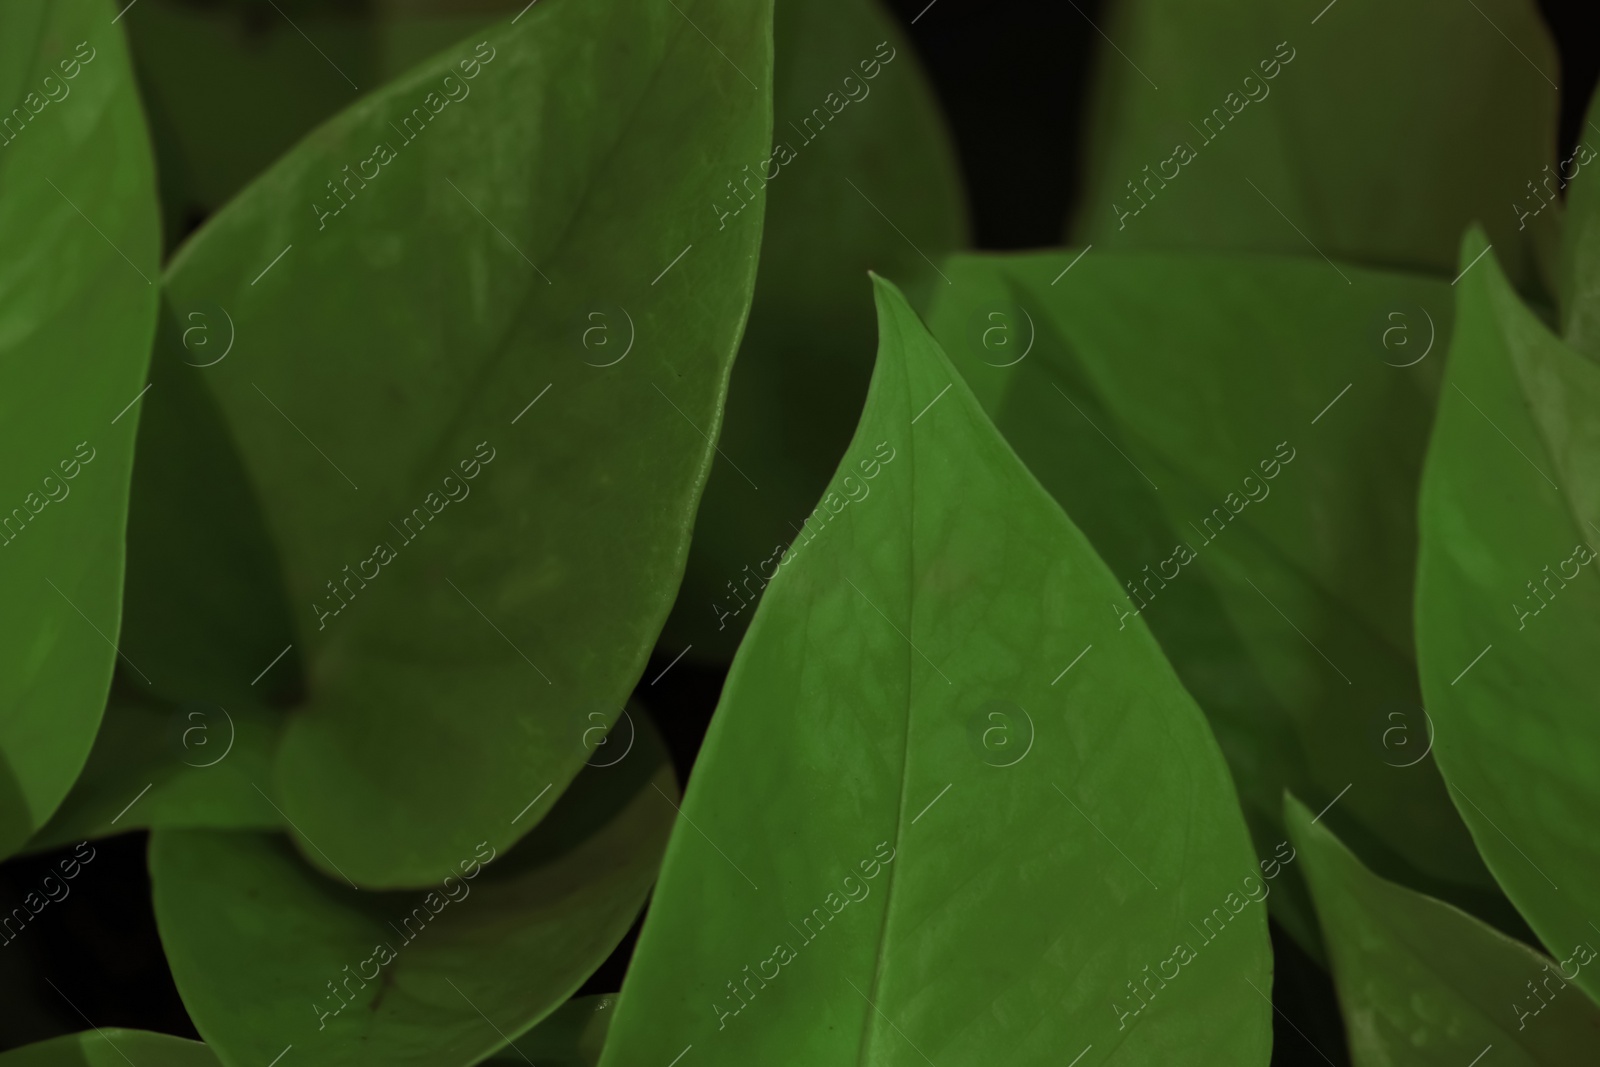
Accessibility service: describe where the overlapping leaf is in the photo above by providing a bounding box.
[661,0,966,660]
[27,694,281,852]
[129,0,773,886]
[486,995,614,1066]
[922,249,1500,952]
[0,1030,219,1066]
[152,714,675,1067]
[1416,229,1600,1002]
[601,278,1271,1066]
[0,0,161,858]
[1072,0,1558,287]
[1288,795,1600,1064]
[125,0,520,245]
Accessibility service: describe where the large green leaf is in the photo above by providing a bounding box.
[0,0,161,857]
[1072,0,1557,286]
[1288,794,1600,1064]
[27,693,281,852]
[600,278,1271,1066]
[139,0,773,886]
[0,1030,219,1066]
[922,250,1498,953]
[660,0,966,661]
[1416,229,1600,1002]
[151,713,676,1067]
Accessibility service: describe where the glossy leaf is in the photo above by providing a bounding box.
[1288,794,1600,1064]
[27,694,281,852]
[0,1030,219,1067]
[922,250,1498,953]
[1072,0,1557,286]
[661,0,966,660]
[0,0,161,857]
[600,278,1272,1066]
[151,712,676,1067]
[1416,229,1600,1002]
[144,0,773,886]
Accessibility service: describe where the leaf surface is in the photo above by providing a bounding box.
[27,695,281,852]
[0,1030,219,1067]
[661,0,965,660]
[1416,229,1600,1002]
[600,278,1272,1066]
[146,0,773,886]
[0,0,161,856]
[922,250,1498,952]
[1288,794,1600,1065]
[151,713,676,1067]
[485,994,615,1066]
[1071,0,1557,286]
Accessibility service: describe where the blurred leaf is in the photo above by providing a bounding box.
[0,1030,219,1066]
[922,250,1502,953]
[120,307,305,712]
[142,0,772,887]
[660,0,966,661]
[27,696,281,852]
[151,712,676,1067]
[1559,85,1600,359]
[1288,794,1600,1064]
[600,278,1271,1066]
[0,0,161,857]
[125,0,521,245]
[485,994,615,1066]
[1416,229,1600,1003]
[1072,0,1557,287]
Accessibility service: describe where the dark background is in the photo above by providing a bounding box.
[3,0,1595,1061]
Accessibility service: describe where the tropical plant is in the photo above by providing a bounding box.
[2,0,1595,1064]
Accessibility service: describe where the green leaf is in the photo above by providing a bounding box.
[151,711,676,1067]
[120,308,305,712]
[27,694,281,852]
[1071,0,1557,286]
[922,250,1499,953]
[125,0,519,244]
[1416,229,1600,1002]
[1558,86,1600,359]
[1287,794,1600,1064]
[0,1030,219,1066]
[660,0,966,661]
[600,278,1271,1066]
[0,0,161,857]
[143,0,773,886]
[485,994,615,1066]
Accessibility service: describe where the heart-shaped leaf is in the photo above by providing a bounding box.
[1416,229,1600,1002]
[1288,794,1600,1064]
[1072,0,1557,286]
[599,278,1272,1066]
[136,0,773,886]
[660,0,966,660]
[922,250,1499,953]
[0,0,161,857]
[151,711,676,1067]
